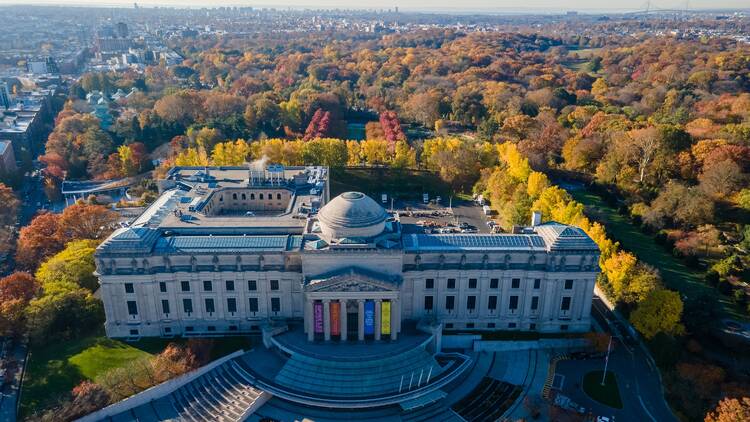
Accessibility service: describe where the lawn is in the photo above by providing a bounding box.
[20,332,254,417]
[582,370,623,409]
[565,186,744,320]
[330,167,454,200]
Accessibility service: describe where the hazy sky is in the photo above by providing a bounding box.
[3,0,750,12]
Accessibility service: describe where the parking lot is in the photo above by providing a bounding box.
[390,196,496,235]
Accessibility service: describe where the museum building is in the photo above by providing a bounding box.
[95,165,601,340]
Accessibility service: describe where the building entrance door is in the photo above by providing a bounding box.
[346,311,358,341]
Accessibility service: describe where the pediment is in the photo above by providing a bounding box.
[305,267,400,292]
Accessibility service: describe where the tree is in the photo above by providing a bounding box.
[698,159,745,199]
[25,283,104,346]
[35,240,100,292]
[56,203,119,241]
[15,212,64,270]
[0,272,40,337]
[0,183,20,227]
[705,397,750,422]
[630,289,685,339]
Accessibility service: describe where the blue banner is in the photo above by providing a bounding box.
[364,300,375,335]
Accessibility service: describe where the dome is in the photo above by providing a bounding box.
[317,192,388,240]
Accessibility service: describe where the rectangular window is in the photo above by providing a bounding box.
[533,279,541,289]
[183,298,193,314]
[468,278,477,289]
[531,296,540,310]
[124,283,134,294]
[511,278,521,289]
[248,297,259,312]
[561,297,571,311]
[445,323,454,329]
[488,295,498,310]
[161,299,170,315]
[561,324,569,331]
[205,298,215,313]
[127,300,138,315]
[207,326,216,332]
[129,329,139,336]
[529,323,537,330]
[425,278,434,289]
[270,280,279,291]
[508,323,517,329]
[185,326,194,332]
[445,295,455,310]
[509,296,519,310]
[181,281,190,292]
[159,282,167,293]
[229,325,238,331]
[248,280,257,291]
[203,280,212,292]
[424,296,434,310]
[467,295,476,310]
[487,323,496,329]
[490,278,499,289]
[447,279,456,289]
[271,297,280,312]
[225,280,235,291]
[466,323,474,329]
[564,279,574,290]
[227,298,237,313]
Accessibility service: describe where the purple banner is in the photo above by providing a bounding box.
[314,301,323,334]
[364,300,375,335]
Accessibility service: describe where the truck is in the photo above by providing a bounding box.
[423,193,429,204]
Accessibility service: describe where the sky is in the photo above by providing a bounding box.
[2,0,749,13]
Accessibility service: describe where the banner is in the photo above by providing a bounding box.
[364,300,375,335]
[381,301,391,336]
[330,301,340,336]
[314,301,323,334]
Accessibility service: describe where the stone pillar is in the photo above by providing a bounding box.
[357,299,365,341]
[391,298,399,341]
[306,299,314,342]
[340,299,348,341]
[323,299,331,341]
[374,299,382,341]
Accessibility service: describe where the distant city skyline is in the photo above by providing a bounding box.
[2,0,750,13]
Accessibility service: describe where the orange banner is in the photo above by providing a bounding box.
[330,301,341,336]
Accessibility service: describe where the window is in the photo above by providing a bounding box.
[227,298,237,313]
[447,279,456,289]
[270,280,279,291]
[271,297,281,313]
[229,325,238,331]
[445,323,454,329]
[533,279,541,289]
[561,297,571,311]
[181,281,190,292]
[509,296,519,310]
[250,193,255,200]
[529,323,537,330]
[467,295,476,310]
[161,299,170,315]
[248,297,259,312]
[445,295,455,310]
[183,298,193,315]
[248,280,257,291]
[468,278,477,289]
[511,278,521,289]
[164,327,172,333]
[561,324,569,331]
[259,193,264,200]
[129,329,139,336]
[203,280,212,292]
[232,193,237,200]
[488,295,498,310]
[124,283,134,294]
[424,296,434,310]
[242,193,246,200]
[466,323,475,329]
[205,298,215,314]
[490,278,499,289]
[508,323,517,329]
[487,323,496,329]
[277,193,282,200]
[185,326,194,332]
[127,301,138,315]
[207,326,216,332]
[564,279,574,290]
[225,280,235,291]
[425,278,434,289]
[531,296,540,310]
[159,282,167,293]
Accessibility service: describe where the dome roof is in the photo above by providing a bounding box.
[317,192,387,240]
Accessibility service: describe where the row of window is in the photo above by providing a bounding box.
[423,295,571,312]
[124,279,280,294]
[424,278,574,290]
[126,297,281,317]
[442,322,570,331]
[223,192,283,201]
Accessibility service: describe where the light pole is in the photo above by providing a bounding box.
[601,335,612,386]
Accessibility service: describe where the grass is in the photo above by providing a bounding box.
[583,370,623,409]
[330,167,454,199]
[20,331,255,417]
[566,187,744,320]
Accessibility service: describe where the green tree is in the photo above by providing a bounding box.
[35,240,100,292]
[630,289,685,339]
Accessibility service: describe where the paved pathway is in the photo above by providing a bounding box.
[0,342,27,422]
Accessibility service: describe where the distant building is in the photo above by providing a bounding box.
[0,83,10,109]
[0,140,17,174]
[116,22,129,38]
[26,57,59,75]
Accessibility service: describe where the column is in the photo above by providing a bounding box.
[391,298,399,341]
[323,299,331,341]
[357,299,365,341]
[374,299,382,341]
[340,299,348,341]
[306,299,314,342]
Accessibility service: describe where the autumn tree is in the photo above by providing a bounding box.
[630,289,685,339]
[0,272,40,337]
[36,240,100,292]
[0,183,20,227]
[56,203,119,241]
[15,212,64,270]
[705,397,750,422]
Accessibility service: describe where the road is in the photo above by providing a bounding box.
[0,341,28,422]
[558,297,678,422]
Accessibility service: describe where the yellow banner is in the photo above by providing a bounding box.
[382,301,391,335]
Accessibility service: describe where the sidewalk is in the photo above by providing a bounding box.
[0,341,28,422]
